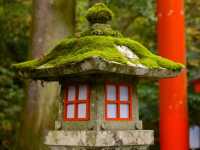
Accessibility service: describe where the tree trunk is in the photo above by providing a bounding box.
[18,0,75,149]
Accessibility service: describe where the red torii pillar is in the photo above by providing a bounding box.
[157,0,188,150]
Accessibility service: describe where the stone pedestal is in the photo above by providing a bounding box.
[49,146,148,150]
[45,130,153,150]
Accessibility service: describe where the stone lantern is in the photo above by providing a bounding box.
[13,3,184,150]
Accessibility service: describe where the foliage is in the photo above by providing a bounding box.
[0,0,31,65]
[185,0,200,125]
[188,86,200,125]
[138,82,158,125]
[0,67,24,149]
[0,0,31,149]
[186,0,200,126]
[104,0,156,50]
[186,0,200,69]
[76,0,89,33]
[137,81,159,149]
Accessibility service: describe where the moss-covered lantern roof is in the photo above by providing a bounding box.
[12,3,184,81]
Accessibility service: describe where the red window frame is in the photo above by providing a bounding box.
[105,83,132,121]
[64,84,90,121]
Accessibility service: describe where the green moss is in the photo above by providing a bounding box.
[114,38,184,70]
[81,23,122,37]
[12,3,184,80]
[153,56,184,70]
[86,3,113,24]
[12,59,39,70]
[115,38,154,58]
[82,3,120,37]
[13,36,184,71]
[33,36,129,69]
[140,58,159,68]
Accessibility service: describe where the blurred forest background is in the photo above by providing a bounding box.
[1,0,200,149]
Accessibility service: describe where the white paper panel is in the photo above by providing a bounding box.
[78,85,87,100]
[67,104,74,118]
[120,104,129,118]
[78,104,87,118]
[107,104,117,118]
[190,126,200,149]
[107,85,116,100]
[68,86,75,101]
[119,86,128,101]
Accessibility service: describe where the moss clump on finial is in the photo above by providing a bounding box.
[80,23,122,37]
[86,3,113,24]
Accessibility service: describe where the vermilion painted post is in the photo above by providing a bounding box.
[157,0,188,150]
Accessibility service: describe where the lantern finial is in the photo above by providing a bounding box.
[86,3,113,24]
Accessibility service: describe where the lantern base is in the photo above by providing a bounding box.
[45,130,153,150]
[49,146,148,150]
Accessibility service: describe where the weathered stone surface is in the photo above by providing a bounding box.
[45,130,154,147]
[135,122,143,130]
[49,146,149,150]
[17,57,182,81]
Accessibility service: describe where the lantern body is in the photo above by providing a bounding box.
[45,76,153,150]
